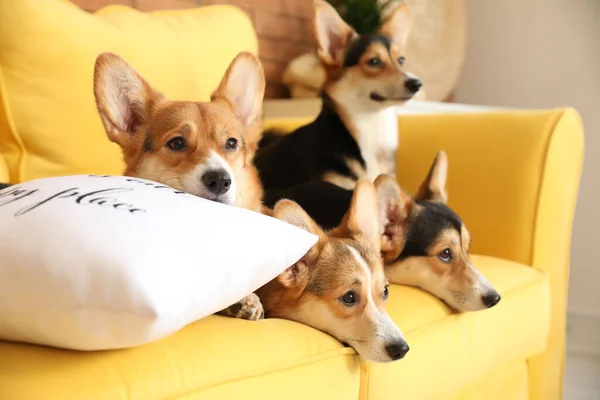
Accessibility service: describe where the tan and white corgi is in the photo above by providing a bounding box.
[93,51,267,320]
[258,177,409,362]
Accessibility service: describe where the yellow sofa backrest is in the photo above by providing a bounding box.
[0,0,258,183]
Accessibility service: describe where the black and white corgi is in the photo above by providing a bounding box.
[255,0,421,193]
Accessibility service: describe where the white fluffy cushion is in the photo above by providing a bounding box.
[0,175,316,350]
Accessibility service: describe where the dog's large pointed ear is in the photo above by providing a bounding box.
[273,199,326,289]
[378,2,412,49]
[338,178,381,249]
[211,52,265,128]
[93,52,162,145]
[414,151,449,204]
[374,174,412,262]
[313,0,356,67]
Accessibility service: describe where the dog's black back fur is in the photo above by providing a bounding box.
[255,96,365,192]
[263,180,353,230]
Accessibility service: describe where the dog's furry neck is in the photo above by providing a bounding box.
[322,91,398,180]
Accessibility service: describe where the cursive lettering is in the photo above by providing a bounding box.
[0,187,39,206]
[7,187,146,217]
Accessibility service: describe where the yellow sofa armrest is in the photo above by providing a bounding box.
[396,108,583,399]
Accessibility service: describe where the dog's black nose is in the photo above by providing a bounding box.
[404,78,422,94]
[202,170,232,195]
[482,292,501,308]
[385,341,410,361]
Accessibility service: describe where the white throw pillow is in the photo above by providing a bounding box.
[0,175,317,350]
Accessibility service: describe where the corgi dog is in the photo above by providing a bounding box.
[257,177,409,362]
[263,152,501,312]
[255,0,421,193]
[93,51,267,320]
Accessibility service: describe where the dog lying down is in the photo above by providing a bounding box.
[258,177,409,362]
[264,152,501,312]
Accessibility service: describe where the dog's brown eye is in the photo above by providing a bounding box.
[340,291,358,306]
[383,285,389,300]
[439,248,452,263]
[166,137,186,151]
[367,57,382,67]
[397,57,406,66]
[225,138,238,151]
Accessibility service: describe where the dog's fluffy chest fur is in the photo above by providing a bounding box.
[255,101,399,193]
[347,106,398,182]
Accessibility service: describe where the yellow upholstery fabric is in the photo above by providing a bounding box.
[0,256,546,400]
[453,361,530,400]
[0,0,257,183]
[360,255,550,400]
[0,317,359,400]
[0,152,9,182]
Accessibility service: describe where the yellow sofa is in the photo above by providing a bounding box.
[0,1,584,399]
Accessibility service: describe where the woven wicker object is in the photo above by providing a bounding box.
[283,0,466,102]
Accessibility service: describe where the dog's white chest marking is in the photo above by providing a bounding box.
[351,107,398,180]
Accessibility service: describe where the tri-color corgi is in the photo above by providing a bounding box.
[258,177,409,362]
[255,0,421,193]
[264,152,501,312]
[93,51,267,320]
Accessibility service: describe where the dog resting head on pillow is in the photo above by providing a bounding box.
[93,51,265,213]
[93,52,268,320]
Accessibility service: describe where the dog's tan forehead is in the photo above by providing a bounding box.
[321,239,383,275]
[429,228,460,252]
[196,102,244,134]
[461,224,471,251]
[149,101,241,139]
[361,43,390,59]
[146,101,197,136]
[306,239,386,296]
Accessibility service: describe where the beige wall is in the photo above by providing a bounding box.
[455,0,600,316]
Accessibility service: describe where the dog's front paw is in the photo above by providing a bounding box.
[218,293,264,321]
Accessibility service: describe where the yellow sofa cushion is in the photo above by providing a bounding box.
[0,317,359,400]
[452,360,529,400]
[0,152,8,182]
[0,0,258,183]
[360,255,550,400]
[0,255,548,400]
